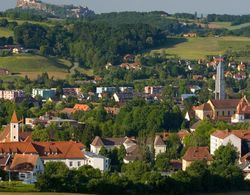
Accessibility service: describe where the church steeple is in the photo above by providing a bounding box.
[10,111,19,123]
[10,111,19,142]
[214,56,225,100]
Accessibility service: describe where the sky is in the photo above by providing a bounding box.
[1,0,250,15]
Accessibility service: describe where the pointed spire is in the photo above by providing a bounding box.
[10,111,19,123]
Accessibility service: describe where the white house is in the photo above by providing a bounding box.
[231,97,250,123]
[84,152,110,172]
[210,130,242,156]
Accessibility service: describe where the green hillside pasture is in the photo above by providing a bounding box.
[0,55,69,79]
[0,27,14,37]
[206,22,250,30]
[150,36,250,60]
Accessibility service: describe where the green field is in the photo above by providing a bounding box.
[0,54,70,79]
[0,27,13,37]
[151,36,250,60]
[207,22,250,30]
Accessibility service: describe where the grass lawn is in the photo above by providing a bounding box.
[150,36,250,60]
[0,54,70,80]
[0,27,14,37]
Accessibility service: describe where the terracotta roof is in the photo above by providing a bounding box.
[212,130,250,141]
[32,141,85,159]
[60,108,75,114]
[73,104,90,112]
[0,155,10,166]
[209,99,240,109]
[183,146,213,161]
[240,152,250,163]
[236,97,250,114]
[10,111,19,123]
[0,142,38,154]
[193,103,212,111]
[10,154,39,171]
[0,125,11,142]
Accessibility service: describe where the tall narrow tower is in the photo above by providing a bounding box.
[214,58,225,100]
[10,111,19,142]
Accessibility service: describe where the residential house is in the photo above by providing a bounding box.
[193,99,241,121]
[90,136,126,154]
[233,72,247,80]
[144,86,164,95]
[0,68,9,75]
[96,87,116,94]
[60,104,90,117]
[0,90,24,101]
[210,130,250,157]
[154,135,166,157]
[182,146,213,171]
[84,152,110,171]
[32,88,56,100]
[210,130,242,156]
[120,62,141,70]
[183,32,197,38]
[10,154,44,182]
[113,92,134,103]
[231,97,250,123]
[62,88,82,98]
[237,62,246,72]
[0,112,109,172]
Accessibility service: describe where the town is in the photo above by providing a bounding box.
[0,0,250,194]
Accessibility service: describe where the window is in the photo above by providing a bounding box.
[13,136,16,139]
[78,161,81,167]
[217,111,219,116]
[228,111,230,116]
[222,111,224,116]
[69,161,73,167]
[13,125,16,128]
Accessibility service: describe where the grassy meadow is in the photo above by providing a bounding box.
[0,27,14,37]
[0,54,70,80]
[150,36,250,60]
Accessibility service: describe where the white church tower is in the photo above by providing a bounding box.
[10,111,19,142]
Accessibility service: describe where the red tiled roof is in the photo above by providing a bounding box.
[33,141,85,159]
[73,104,90,112]
[209,99,240,109]
[183,146,213,161]
[10,154,39,171]
[212,130,250,141]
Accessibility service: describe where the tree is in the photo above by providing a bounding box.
[122,161,150,183]
[154,153,170,171]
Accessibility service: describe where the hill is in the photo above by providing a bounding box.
[0,54,70,79]
[150,36,250,60]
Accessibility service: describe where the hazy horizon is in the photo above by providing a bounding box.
[1,0,250,15]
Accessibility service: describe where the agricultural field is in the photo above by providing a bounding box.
[0,54,70,79]
[205,21,250,30]
[150,36,250,60]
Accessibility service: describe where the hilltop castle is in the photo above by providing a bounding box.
[16,0,94,18]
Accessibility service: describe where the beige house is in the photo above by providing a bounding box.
[193,99,240,121]
[182,146,213,171]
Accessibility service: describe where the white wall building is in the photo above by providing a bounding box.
[210,130,242,156]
